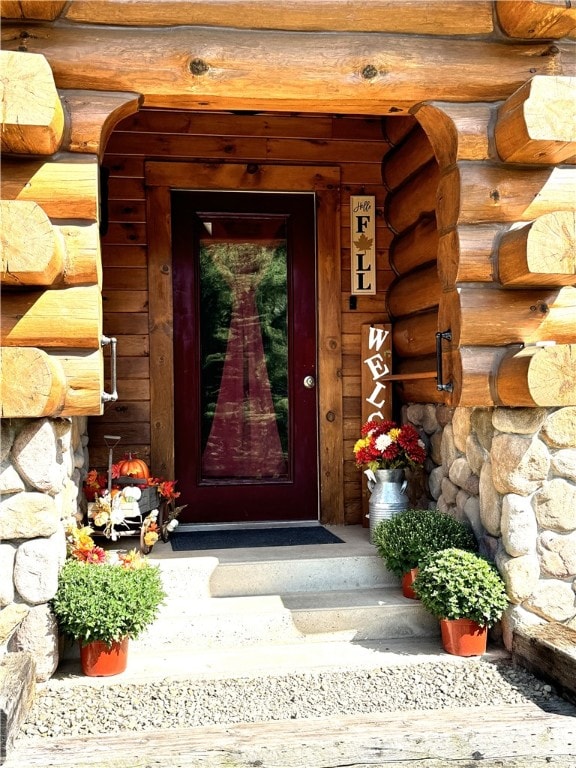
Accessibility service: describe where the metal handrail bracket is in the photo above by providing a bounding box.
[435,330,453,393]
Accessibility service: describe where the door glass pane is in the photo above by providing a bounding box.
[198,214,289,481]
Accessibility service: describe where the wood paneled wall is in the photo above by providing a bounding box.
[90,109,413,523]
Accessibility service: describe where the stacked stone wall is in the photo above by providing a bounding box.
[0,416,86,681]
[405,404,576,646]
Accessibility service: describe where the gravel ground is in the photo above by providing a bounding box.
[18,657,562,741]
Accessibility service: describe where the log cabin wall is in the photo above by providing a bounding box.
[0,48,140,684]
[1,1,575,530]
[1,0,576,668]
[91,110,403,525]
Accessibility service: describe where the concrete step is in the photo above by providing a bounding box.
[133,586,438,652]
[283,588,439,640]
[208,553,398,596]
[149,550,397,600]
[133,531,436,653]
[56,635,514,686]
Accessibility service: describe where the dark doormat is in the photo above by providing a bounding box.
[170,526,344,551]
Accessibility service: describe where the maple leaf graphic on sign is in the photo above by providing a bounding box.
[354,233,373,251]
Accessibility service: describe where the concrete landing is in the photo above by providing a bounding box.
[53,635,509,686]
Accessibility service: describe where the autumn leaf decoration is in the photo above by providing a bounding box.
[354,233,373,252]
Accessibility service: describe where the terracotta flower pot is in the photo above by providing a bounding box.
[80,637,129,676]
[440,618,487,657]
[401,568,419,600]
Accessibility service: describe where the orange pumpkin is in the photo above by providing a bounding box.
[117,452,150,479]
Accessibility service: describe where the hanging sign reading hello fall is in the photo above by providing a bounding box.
[350,195,376,295]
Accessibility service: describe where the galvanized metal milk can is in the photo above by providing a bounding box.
[365,468,408,543]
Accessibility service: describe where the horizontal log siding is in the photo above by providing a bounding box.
[91,110,397,523]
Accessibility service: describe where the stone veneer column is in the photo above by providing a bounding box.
[0,416,87,681]
[403,404,576,649]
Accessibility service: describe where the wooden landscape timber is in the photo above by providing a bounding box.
[382,116,417,147]
[415,78,576,171]
[2,25,574,113]
[3,0,574,40]
[512,622,576,706]
[6,703,576,768]
[408,75,576,408]
[438,280,576,405]
[0,50,63,155]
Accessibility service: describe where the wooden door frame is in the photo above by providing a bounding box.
[145,162,344,524]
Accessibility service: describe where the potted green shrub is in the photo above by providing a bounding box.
[413,547,509,656]
[371,508,477,598]
[52,549,165,676]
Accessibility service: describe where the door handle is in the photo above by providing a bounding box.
[101,335,118,403]
[303,375,316,389]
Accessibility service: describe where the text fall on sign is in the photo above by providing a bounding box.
[351,195,376,295]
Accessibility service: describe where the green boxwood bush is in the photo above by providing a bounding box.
[413,548,509,627]
[372,508,477,578]
[51,559,166,647]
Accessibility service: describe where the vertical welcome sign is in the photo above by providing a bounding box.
[350,196,376,295]
[361,323,392,526]
[361,323,393,424]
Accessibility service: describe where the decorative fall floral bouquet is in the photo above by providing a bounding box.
[66,524,145,569]
[140,497,186,552]
[87,487,142,541]
[353,420,426,472]
[83,463,184,549]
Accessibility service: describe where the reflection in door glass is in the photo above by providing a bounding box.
[199,216,288,481]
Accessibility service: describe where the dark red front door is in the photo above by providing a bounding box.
[171,191,318,524]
